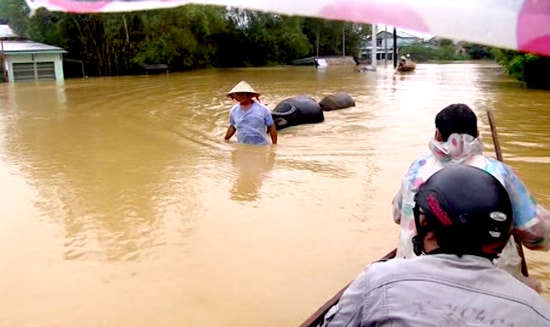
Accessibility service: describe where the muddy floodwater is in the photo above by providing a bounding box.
[0,62,549,326]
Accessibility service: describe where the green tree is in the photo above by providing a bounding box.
[461,43,494,59]
[493,49,550,89]
[0,0,30,35]
[302,18,370,57]
[399,43,435,62]
[401,43,470,62]
[0,3,372,76]
[221,9,311,66]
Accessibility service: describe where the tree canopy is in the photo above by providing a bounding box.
[0,0,371,76]
[493,50,550,89]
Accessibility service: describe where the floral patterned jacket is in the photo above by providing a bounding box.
[392,134,550,285]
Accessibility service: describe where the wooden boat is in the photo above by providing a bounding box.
[299,249,396,327]
[397,60,416,72]
[301,244,529,326]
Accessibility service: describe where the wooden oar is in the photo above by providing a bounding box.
[486,110,529,277]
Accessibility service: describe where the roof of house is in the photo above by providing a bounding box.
[0,24,19,39]
[395,30,421,38]
[1,24,66,54]
[2,40,67,53]
[376,30,420,39]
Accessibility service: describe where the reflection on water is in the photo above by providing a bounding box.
[0,63,549,327]
[1,82,205,262]
[230,146,276,202]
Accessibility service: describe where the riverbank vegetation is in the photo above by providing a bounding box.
[0,0,370,76]
[3,0,549,89]
[492,50,550,90]
[400,39,550,90]
[400,43,470,62]
[400,39,493,62]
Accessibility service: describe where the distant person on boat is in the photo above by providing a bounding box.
[322,165,550,327]
[398,55,407,68]
[392,103,550,291]
[395,54,415,73]
[223,80,277,145]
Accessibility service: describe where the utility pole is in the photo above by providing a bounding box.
[316,30,320,58]
[371,24,377,68]
[393,27,398,69]
[1,39,7,82]
[384,25,388,66]
[342,24,345,57]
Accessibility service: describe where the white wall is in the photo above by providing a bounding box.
[6,52,64,82]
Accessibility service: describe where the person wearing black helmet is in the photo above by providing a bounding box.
[323,166,550,327]
[412,165,513,260]
[392,103,550,291]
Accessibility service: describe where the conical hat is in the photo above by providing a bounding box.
[227,80,260,96]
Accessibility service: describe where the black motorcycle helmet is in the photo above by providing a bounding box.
[412,165,513,260]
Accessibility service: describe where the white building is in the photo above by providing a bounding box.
[361,30,423,61]
[1,25,67,83]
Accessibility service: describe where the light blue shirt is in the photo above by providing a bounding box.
[229,101,274,145]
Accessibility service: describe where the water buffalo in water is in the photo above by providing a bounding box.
[319,92,355,111]
[271,95,325,130]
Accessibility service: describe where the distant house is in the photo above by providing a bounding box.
[1,25,67,83]
[360,30,423,61]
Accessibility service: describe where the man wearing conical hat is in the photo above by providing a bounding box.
[224,81,277,145]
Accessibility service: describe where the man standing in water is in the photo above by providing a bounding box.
[392,103,550,291]
[224,81,277,145]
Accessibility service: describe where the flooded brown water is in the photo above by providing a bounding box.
[0,62,549,327]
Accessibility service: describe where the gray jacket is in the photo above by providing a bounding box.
[322,254,550,327]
